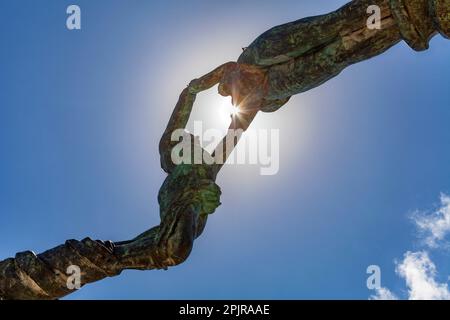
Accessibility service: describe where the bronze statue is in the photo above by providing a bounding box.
[0,0,448,299]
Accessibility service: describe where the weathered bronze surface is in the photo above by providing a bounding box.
[0,0,448,299]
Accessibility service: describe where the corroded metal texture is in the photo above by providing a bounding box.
[0,0,448,300]
[430,0,450,38]
[237,0,446,109]
[389,0,436,51]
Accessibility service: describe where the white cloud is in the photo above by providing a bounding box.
[369,287,398,300]
[368,193,450,300]
[413,194,450,248]
[396,251,450,300]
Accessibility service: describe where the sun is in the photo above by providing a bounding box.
[229,104,241,117]
[218,96,240,126]
[189,90,242,131]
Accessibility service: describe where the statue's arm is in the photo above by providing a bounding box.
[159,63,236,173]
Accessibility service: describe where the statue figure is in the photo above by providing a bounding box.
[0,0,448,299]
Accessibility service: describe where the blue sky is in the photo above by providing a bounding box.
[0,0,449,299]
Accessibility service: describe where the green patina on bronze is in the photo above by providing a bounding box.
[0,0,448,300]
[158,164,221,220]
